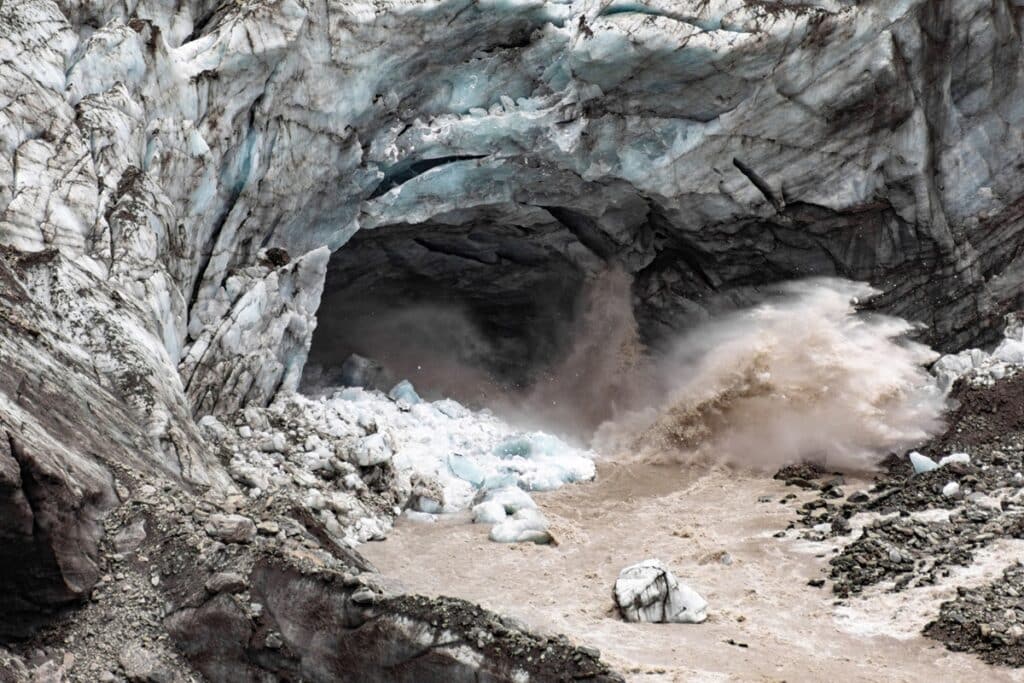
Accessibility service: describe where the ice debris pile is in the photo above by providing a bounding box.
[613,560,708,624]
[932,314,1024,391]
[199,380,595,546]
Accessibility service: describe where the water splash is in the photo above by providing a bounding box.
[593,278,946,470]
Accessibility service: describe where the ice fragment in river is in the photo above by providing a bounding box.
[614,559,707,624]
[942,481,960,497]
[909,451,938,474]
[489,508,550,544]
[472,500,507,524]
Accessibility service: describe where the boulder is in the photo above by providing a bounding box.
[204,514,257,544]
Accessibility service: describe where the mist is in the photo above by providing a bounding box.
[591,278,947,471]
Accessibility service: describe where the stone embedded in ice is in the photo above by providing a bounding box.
[909,451,939,474]
[447,453,485,487]
[614,559,708,624]
[353,432,392,467]
[388,380,421,405]
[489,508,550,544]
[472,500,507,524]
[939,452,971,467]
[942,481,960,497]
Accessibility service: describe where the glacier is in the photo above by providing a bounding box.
[4,0,1024,679]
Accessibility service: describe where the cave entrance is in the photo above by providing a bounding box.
[304,207,607,410]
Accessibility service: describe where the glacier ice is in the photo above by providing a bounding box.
[939,453,971,467]
[472,501,508,525]
[388,379,422,406]
[448,453,486,487]
[909,452,939,474]
[614,559,708,624]
[316,383,594,542]
[481,486,538,514]
[490,508,551,545]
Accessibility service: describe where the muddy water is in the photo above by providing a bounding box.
[363,463,1024,682]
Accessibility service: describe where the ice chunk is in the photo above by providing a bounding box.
[472,500,507,524]
[448,453,485,487]
[495,437,531,458]
[412,495,443,514]
[942,481,960,497]
[909,451,938,474]
[939,452,970,466]
[353,432,392,466]
[404,510,438,523]
[388,379,421,405]
[614,559,707,624]
[492,432,597,491]
[336,387,366,401]
[489,508,550,544]
[482,473,519,490]
[434,398,469,419]
[483,486,537,514]
[994,339,1024,364]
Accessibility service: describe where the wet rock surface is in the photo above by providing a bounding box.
[775,364,1024,667]
[924,562,1024,667]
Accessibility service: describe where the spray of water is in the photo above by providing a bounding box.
[591,278,947,470]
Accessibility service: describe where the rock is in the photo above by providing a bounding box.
[256,520,280,536]
[112,519,148,554]
[205,572,249,595]
[614,560,707,624]
[204,515,257,544]
[119,644,172,683]
[167,562,621,682]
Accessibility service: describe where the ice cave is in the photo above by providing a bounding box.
[4,0,1024,681]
